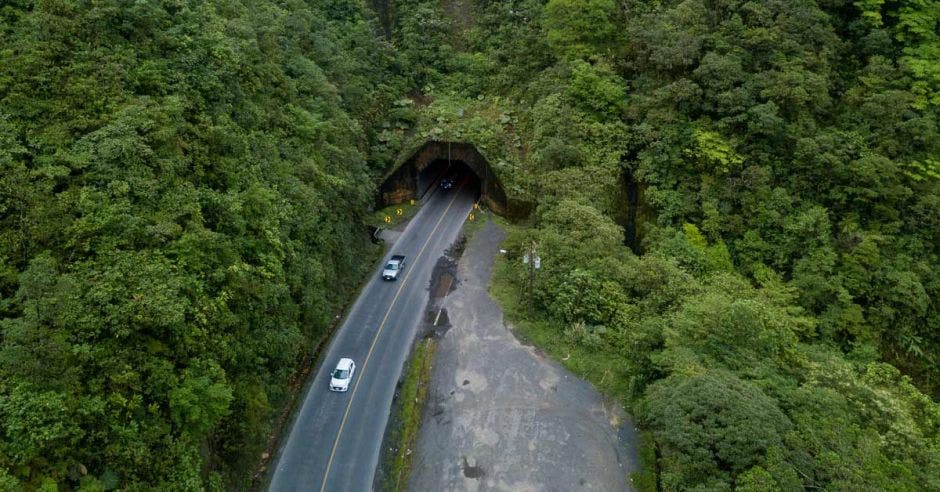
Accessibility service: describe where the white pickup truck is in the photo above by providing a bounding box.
[382,255,406,281]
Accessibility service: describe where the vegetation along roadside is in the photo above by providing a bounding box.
[393,0,940,489]
[379,338,437,492]
[0,0,937,490]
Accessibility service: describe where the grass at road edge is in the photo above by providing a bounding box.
[632,431,658,492]
[382,338,437,491]
[368,201,420,228]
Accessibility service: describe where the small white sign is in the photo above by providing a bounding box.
[534,256,541,269]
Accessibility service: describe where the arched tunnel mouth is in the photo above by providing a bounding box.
[378,141,509,214]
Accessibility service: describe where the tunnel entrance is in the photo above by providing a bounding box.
[379,141,508,214]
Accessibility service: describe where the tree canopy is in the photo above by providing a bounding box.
[387,0,940,489]
[0,0,407,488]
[1,0,938,489]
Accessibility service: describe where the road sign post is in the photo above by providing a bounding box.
[524,241,540,317]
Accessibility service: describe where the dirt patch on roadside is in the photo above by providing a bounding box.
[418,237,464,339]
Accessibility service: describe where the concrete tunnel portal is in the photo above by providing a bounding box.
[379,141,508,214]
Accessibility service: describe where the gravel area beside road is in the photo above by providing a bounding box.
[409,220,637,491]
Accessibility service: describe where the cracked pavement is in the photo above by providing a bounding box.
[409,220,637,491]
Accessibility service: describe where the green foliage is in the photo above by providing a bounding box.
[892,0,940,108]
[543,0,618,60]
[684,128,743,176]
[2,0,938,489]
[639,370,792,490]
[496,220,939,490]
[565,60,626,118]
[446,0,940,488]
[390,0,457,87]
[651,224,735,278]
[548,269,628,326]
[631,431,659,492]
[610,0,940,394]
[0,0,402,488]
[384,338,436,491]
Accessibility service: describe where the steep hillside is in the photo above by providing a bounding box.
[1,0,937,490]
[0,1,406,488]
[389,0,940,489]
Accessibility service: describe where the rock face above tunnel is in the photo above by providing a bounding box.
[384,141,513,216]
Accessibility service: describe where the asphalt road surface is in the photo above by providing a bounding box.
[267,180,476,492]
[410,220,636,491]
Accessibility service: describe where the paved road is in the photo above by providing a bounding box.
[410,220,636,491]
[268,181,476,491]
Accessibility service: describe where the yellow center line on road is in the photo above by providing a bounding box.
[318,181,468,492]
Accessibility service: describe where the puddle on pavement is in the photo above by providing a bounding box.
[461,456,485,479]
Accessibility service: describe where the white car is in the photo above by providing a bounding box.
[382,255,406,281]
[329,358,356,392]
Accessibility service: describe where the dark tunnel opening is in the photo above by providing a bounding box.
[379,158,481,205]
[378,141,508,214]
[420,159,481,198]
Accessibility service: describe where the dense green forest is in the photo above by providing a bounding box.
[0,0,410,488]
[1,0,938,490]
[386,0,940,490]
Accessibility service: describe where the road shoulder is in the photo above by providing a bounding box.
[409,219,637,491]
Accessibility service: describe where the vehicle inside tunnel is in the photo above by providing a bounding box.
[379,157,476,204]
[422,159,481,196]
[378,141,508,213]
